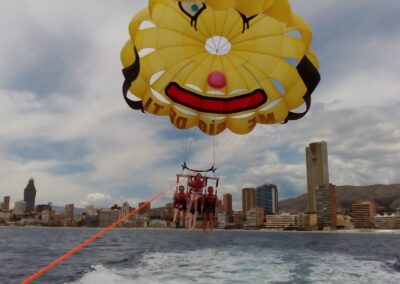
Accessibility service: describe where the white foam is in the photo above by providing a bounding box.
[68,248,400,284]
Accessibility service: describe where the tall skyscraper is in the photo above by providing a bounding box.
[256,184,278,214]
[3,196,10,211]
[315,183,337,229]
[138,202,151,215]
[242,188,256,214]
[223,193,233,218]
[65,204,75,226]
[306,142,329,212]
[352,202,376,229]
[24,178,37,212]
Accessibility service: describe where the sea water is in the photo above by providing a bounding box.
[1,227,400,284]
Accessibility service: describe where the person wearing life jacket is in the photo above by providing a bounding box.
[203,186,217,233]
[173,185,187,228]
[186,173,205,230]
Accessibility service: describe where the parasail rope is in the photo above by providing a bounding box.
[20,180,185,284]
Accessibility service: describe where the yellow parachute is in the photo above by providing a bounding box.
[121,0,320,135]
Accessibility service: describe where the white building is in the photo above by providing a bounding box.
[265,214,296,229]
[217,213,228,229]
[14,201,27,216]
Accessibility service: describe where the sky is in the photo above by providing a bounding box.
[0,0,399,210]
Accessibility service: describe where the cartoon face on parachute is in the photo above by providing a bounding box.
[121,0,320,136]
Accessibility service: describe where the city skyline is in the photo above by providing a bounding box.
[1,0,400,209]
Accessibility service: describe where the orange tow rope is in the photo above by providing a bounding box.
[21,182,180,284]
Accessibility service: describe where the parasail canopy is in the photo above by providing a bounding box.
[121,0,320,136]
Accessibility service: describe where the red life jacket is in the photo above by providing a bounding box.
[175,192,187,201]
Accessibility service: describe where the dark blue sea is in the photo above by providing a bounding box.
[1,227,400,284]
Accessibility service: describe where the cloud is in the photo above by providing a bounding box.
[81,193,113,208]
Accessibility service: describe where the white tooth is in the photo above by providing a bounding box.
[290,103,307,114]
[185,84,203,93]
[138,48,156,58]
[206,90,225,96]
[271,79,285,94]
[201,115,226,121]
[150,70,165,86]
[139,21,157,30]
[260,98,282,112]
[151,88,171,104]
[231,112,255,119]
[229,88,247,95]
[174,105,197,116]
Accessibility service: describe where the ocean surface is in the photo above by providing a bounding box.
[1,228,400,284]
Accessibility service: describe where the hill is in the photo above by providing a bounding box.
[279,184,400,212]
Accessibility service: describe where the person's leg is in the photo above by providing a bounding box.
[186,194,194,218]
[179,210,185,228]
[173,208,178,223]
[209,213,214,232]
[192,212,198,230]
[193,195,199,216]
[188,213,194,231]
[203,213,209,233]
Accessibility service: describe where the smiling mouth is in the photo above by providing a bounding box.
[165,82,268,114]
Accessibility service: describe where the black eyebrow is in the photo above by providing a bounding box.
[178,2,207,30]
[238,12,257,33]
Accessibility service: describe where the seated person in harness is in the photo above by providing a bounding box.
[172,185,187,228]
[187,173,205,231]
[203,186,217,233]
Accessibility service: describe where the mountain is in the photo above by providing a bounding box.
[279,184,400,212]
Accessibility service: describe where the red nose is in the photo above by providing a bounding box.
[208,71,226,89]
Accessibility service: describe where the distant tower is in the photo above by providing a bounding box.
[242,188,256,214]
[65,204,75,226]
[24,178,37,212]
[223,193,233,218]
[3,196,10,211]
[306,142,329,212]
[256,184,279,215]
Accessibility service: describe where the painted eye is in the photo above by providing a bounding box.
[238,13,257,33]
[179,2,206,20]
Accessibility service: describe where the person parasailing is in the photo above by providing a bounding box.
[186,173,205,231]
[203,186,218,233]
[172,185,187,228]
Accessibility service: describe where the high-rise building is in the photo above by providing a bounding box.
[24,178,37,212]
[99,210,119,227]
[14,201,27,216]
[65,204,75,226]
[242,188,256,214]
[306,142,329,212]
[315,183,337,229]
[138,202,151,215]
[223,193,233,218]
[3,196,10,211]
[256,184,278,214]
[352,202,376,229]
[122,202,130,217]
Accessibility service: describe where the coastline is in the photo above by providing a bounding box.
[1,226,400,235]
